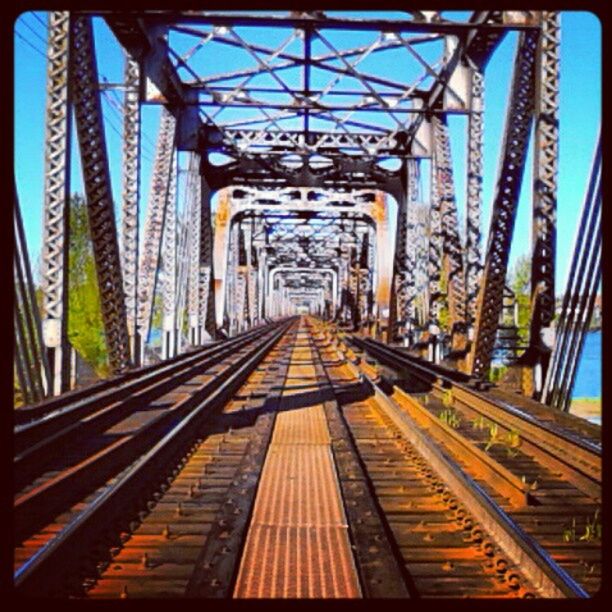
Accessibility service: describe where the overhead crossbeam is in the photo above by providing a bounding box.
[469,29,538,378]
[71,15,131,374]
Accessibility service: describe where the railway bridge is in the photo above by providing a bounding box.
[13,10,601,598]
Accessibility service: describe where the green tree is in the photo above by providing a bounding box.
[67,194,110,377]
[509,255,531,344]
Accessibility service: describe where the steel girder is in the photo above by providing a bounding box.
[433,114,468,350]
[162,150,178,359]
[390,159,426,344]
[186,154,202,344]
[528,12,560,363]
[198,175,217,339]
[427,146,443,329]
[41,11,72,395]
[469,29,538,378]
[542,134,600,411]
[15,189,52,403]
[465,67,484,330]
[137,108,176,349]
[104,11,511,192]
[71,15,131,373]
[388,161,409,341]
[121,54,141,364]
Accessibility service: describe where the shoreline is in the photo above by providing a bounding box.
[569,397,601,421]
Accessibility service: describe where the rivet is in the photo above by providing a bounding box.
[163,524,171,539]
[141,552,149,569]
[120,585,128,599]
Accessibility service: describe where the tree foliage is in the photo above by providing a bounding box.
[67,194,110,377]
[509,254,531,343]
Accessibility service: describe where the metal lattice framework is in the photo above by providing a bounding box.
[528,11,560,356]
[121,55,141,363]
[137,108,176,348]
[162,150,178,358]
[71,15,131,373]
[19,10,590,403]
[469,29,539,377]
[465,67,484,329]
[41,11,72,395]
[433,114,468,349]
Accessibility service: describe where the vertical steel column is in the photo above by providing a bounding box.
[186,155,201,345]
[465,67,484,333]
[428,141,443,331]
[433,114,468,352]
[162,151,177,359]
[529,11,560,389]
[137,108,176,354]
[198,175,216,340]
[404,160,420,342]
[15,189,51,403]
[469,30,538,378]
[71,15,130,373]
[41,11,71,395]
[121,55,141,365]
[389,161,409,342]
[414,194,429,327]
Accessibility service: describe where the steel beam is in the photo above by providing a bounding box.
[186,154,202,345]
[465,67,484,331]
[121,54,141,365]
[14,188,51,403]
[427,146,443,333]
[71,15,131,374]
[469,29,538,378]
[41,11,72,395]
[528,12,560,387]
[162,151,178,359]
[433,114,468,351]
[137,108,176,351]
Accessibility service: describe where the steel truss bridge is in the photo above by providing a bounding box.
[13,10,601,599]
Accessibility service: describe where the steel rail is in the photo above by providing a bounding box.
[351,337,601,476]
[14,321,292,541]
[14,318,296,593]
[15,322,276,437]
[323,329,589,598]
[14,323,289,489]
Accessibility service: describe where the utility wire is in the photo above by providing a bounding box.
[15,29,47,60]
[19,17,48,47]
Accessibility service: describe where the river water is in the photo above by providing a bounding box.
[572,330,602,399]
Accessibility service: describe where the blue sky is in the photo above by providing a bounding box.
[14,11,601,295]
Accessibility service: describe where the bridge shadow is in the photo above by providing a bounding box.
[203,378,374,437]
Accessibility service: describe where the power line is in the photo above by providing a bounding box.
[20,16,48,47]
[100,92,155,162]
[15,29,47,61]
[31,12,47,30]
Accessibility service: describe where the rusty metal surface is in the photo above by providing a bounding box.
[14,321,294,595]
[74,323,298,598]
[234,326,361,598]
[345,329,600,595]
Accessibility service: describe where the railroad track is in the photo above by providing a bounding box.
[342,330,600,595]
[14,317,599,597]
[14,318,296,595]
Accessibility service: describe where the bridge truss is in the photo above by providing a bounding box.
[14,10,599,411]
